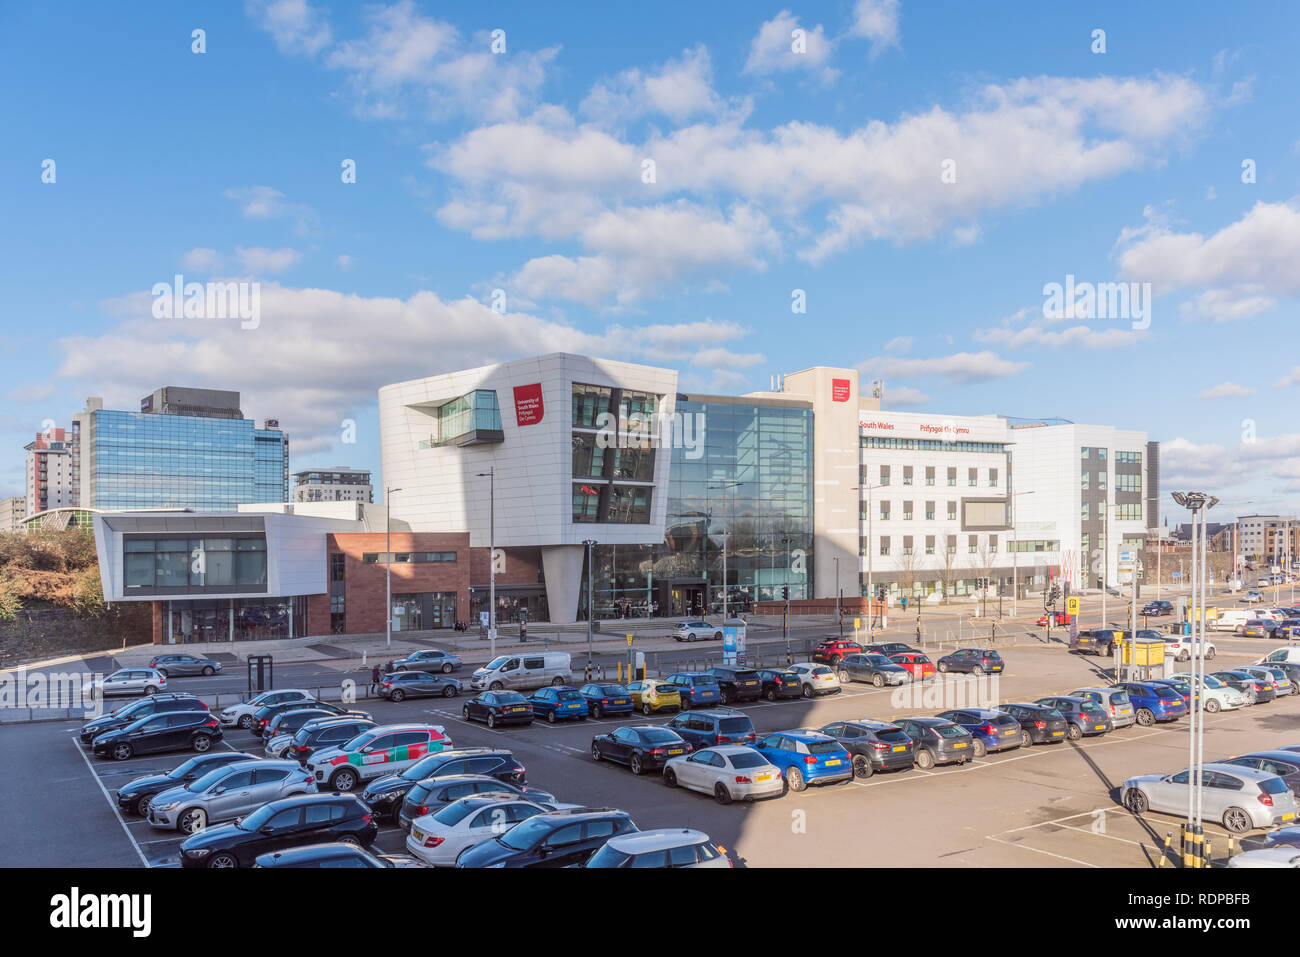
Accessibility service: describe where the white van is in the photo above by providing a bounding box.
[470,652,572,692]
[1259,647,1300,666]
[1214,610,1251,632]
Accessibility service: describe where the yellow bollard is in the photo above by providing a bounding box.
[1181,826,1194,869]
[1204,838,1212,868]
[1156,831,1173,867]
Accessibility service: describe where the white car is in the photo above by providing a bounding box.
[1162,636,1217,662]
[663,745,784,804]
[671,620,723,642]
[584,828,732,868]
[1227,847,1300,868]
[83,668,168,697]
[788,662,842,697]
[1242,591,1266,604]
[1166,673,1247,712]
[218,689,315,730]
[406,793,548,866]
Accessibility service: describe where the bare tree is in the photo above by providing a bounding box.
[940,539,957,601]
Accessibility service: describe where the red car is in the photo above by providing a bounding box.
[889,652,936,680]
[1036,612,1071,627]
[812,640,864,666]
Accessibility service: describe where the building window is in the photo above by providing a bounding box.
[947,467,956,487]
[925,501,935,521]
[903,466,913,486]
[968,468,978,487]
[1081,472,1090,490]
[880,537,890,556]
[880,501,890,521]
[989,468,998,487]
[946,535,957,554]
[879,465,890,486]
[902,501,913,521]
[572,383,614,429]
[572,483,602,522]
[1117,473,1141,492]
[925,535,935,555]
[947,501,957,521]
[968,535,978,554]
[925,466,935,486]
[605,485,652,524]
[1116,503,1143,521]
[1081,447,1090,459]
[989,535,998,552]
[902,536,913,556]
[1116,451,1142,465]
[1081,502,1090,521]
[1098,472,1107,490]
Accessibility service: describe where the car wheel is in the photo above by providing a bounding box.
[1125,789,1148,815]
[714,632,723,641]
[487,714,497,729]
[680,698,691,711]
[547,711,557,724]
[1178,652,1190,662]
[786,766,807,792]
[112,743,133,761]
[202,666,215,676]
[330,768,359,792]
[590,704,602,719]
[390,689,406,702]
[915,749,935,770]
[238,714,254,730]
[664,768,678,787]
[801,684,813,699]
[938,661,949,673]
[972,665,984,676]
[852,754,874,779]
[764,688,777,701]
[337,834,362,847]
[1067,723,1082,740]
[551,676,565,686]
[714,782,733,805]
[207,852,239,869]
[1222,807,1252,834]
[972,738,987,758]
[443,685,457,698]
[1205,698,1221,713]
[462,705,471,719]
[144,686,159,696]
[1020,729,1033,748]
[134,794,152,816]
[178,807,207,835]
[838,670,851,684]
[687,633,697,642]
[630,754,644,776]
[192,734,212,752]
[442,663,453,673]
[1206,648,1216,660]
[642,703,653,715]
[489,681,503,691]
[1135,708,1155,727]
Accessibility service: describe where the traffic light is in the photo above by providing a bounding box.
[782,585,789,601]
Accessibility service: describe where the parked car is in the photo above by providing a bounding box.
[305,723,453,792]
[1145,679,1198,714]
[219,689,315,730]
[1034,696,1113,739]
[1248,663,1296,695]
[591,725,692,775]
[1162,635,1217,662]
[889,717,973,768]
[584,828,732,868]
[706,666,763,704]
[817,719,915,777]
[1072,629,1119,655]
[463,692,535,728]
[1142,600,1174,617]
[664,708,756,750]
[253,843,425,868]
[664,746,783,804]
[92,711,224,761]
[671,620,723,642]
[285,716,377,763]
[936,708,1022,756]
[179,793,377,868]
[1262,825,1300,849]
[148,654,223,677]
[1241,590,1266,604]
[1113,681,1188,725]
[406,794,549,866]
[755,668,803,700]
[147,759,316,834]
[1122,764,1300,833]
[378,671,461,702]
[578,683,634,718]
[1239,666,1288,699]
[116,751,256,817]
[812,639,863,666]
[1214,751,1300,792]
[1238,620,1273,638]
[392,649,462,673]
[837,653,910,687]
[469,652,572,692]
[264,708,364,757]
[752,730,853,791]
[788,661,842,697]
[1226,847,1300,868]
[863,642,920,657]
[1036,612,1070,627]
[454,807,638,869]
[1165,673,1247,713]
[1213,669,1276,705]
[79,694,208,746]
[663,672,723,709]
[996,702,1069,746]
[254,700,358,739]
[397,775,559,830]
[83,668,167,698]
[1068,687,1137,728]
[889,652,936,680]
[360,747,527,823]
[626,679,680,715]
[527,686,589,723]
[936,648,1004,675]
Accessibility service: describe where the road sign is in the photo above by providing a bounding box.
[1066,596,1080,615]
[626,633,633,646]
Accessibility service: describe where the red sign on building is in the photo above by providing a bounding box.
[831,378,851,402]
[513,383,545,426]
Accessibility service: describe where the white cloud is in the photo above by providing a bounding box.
[1197,381,1256,399]
[1275,367,1300,389]
[882,384,929,406]
[246,0,332,56]
[223,186,316,234]
[235,246,302,274]
[742,11,837,82]
[883,336,912,352]
[973,321,1143,350]
[335,254,354,270]
[847,0,900,56]
[581,45,737,125]
[1177,285,1276,323]
[6,383,55,403]
[182,248,223,272]
[860,350,1028,385]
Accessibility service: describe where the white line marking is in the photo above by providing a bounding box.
[984,833,1100,867]
[72,740,150,868]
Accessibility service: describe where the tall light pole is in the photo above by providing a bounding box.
[780,535,792,658]
[384,486,404,649]
[475,468,496,660]
[1010,490,1035,617]
[582,539,597,667]
[709,481,744,621]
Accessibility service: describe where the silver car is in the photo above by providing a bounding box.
[1122,763,1300,833]
[149,654,223,677]
[146,759,316,835]
[1069,686,1137,728]
[585,828,731,868]
[671,620,723,642]
[394,650,463,673]
[84,668,168,697]
[663,746,784,804]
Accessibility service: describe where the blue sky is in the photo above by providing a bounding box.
[3,1,1299,524]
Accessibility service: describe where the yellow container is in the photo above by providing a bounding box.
[1121,638,1164,666]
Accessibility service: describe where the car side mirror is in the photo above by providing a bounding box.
[213,787,226,795]
[538,843,552,856]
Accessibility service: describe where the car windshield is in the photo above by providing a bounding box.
[485,656,510,669]
[1260,778,1290,795]
[728,752,769,769]
[585,844,631,868]
[1202,676,1225,689]
[874,728,910,743]
[718,718,752,733]
[341,730,379,751]
[1154,688,1183,701]
[496,693,527,704]
[431,800,479,827]
[238,803,279,831]
[168,757,205,779]
[1044,709,1065,721]
[642,729,682,745]
[934,725,966,739]
[189,767,240,792]
[556,691,582,702]
[810,666,833,676]
[498,816,553,850]
[865,655,894,667]
[1079,701,1104,713]
[597,686,626,695]
[402,754,448,780]
[692,677,719,686]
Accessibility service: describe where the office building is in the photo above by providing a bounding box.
[292,466,373,504]
[1237,515,1298,567]
[1,495,26,532]
[24,426,80,515]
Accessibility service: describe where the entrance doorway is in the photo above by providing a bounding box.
[661,581,707,618]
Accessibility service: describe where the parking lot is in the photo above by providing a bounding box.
[4,633,1297,868]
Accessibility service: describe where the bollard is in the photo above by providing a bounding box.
[1181,825,1193,868]
[1204,838,1213,867]
[1226,833,1234,860]
[1156,831,1173,867]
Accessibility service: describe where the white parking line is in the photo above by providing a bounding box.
[72,739,150,868]
[984,834,1100,867]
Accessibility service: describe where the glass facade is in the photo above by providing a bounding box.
[87,410,289,510]
[164,596,306,643]
[569,383,659,525]
[123,535,267,594]
[584,399,814,619]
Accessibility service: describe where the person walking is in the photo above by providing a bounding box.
[370,664,380,696]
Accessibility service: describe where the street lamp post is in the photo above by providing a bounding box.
[780,535,792,658]
[384,486,403,649]
[583,539,597,667]
[708,481,744,622]
[852,484,884,634]
[475,469,496,660]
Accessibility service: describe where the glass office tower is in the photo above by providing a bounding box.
[585,396,815,618]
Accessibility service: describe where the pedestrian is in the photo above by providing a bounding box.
[370,664,380,696]
[385,660,394,675]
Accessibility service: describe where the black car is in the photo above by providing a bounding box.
[285,716,377,763]
[116,751,256,816]
[378,671,461,701]
[254,842,426,868]
[754,669,802,701]
[1142,600,1174,617]
[463,692,534,728]
[818,719,915,777]
[863,642,920,657]
[936,648,1004,675]
[265,708,367,750]
[455,807,638,869]
[997,702,1070,746]
[360,748,526,823]
[79,694,208,746]
[663,709,757,749]
[179,794,378,868]
[397,774,559,830]
[253,699,351,738]
[837,653,911,687]
[889,717,973,769]
[1071,629,1118,655]
[591,725,693,774]
[92,711,224,761]
[705,667,763,704]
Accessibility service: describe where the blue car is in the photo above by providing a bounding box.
[1114,681,1187,726]
[526,686,589,723]
[664,672,723,710]
[577,683,634,719]
[752,729,853,792]
[935,708,1023,756]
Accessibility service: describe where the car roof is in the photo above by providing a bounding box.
[443,792,535,810]
[1069,686,1114,694]
[258,842,366,864]
[1227,750,1300,764]
[1200,762,1281,783]
[604,828,710,853]
[424,747,508,758]
[898,716,949,725]
[701,744,767,756]
[844,718,902,730]
[413,773,517,787]
[775,729,835,741]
